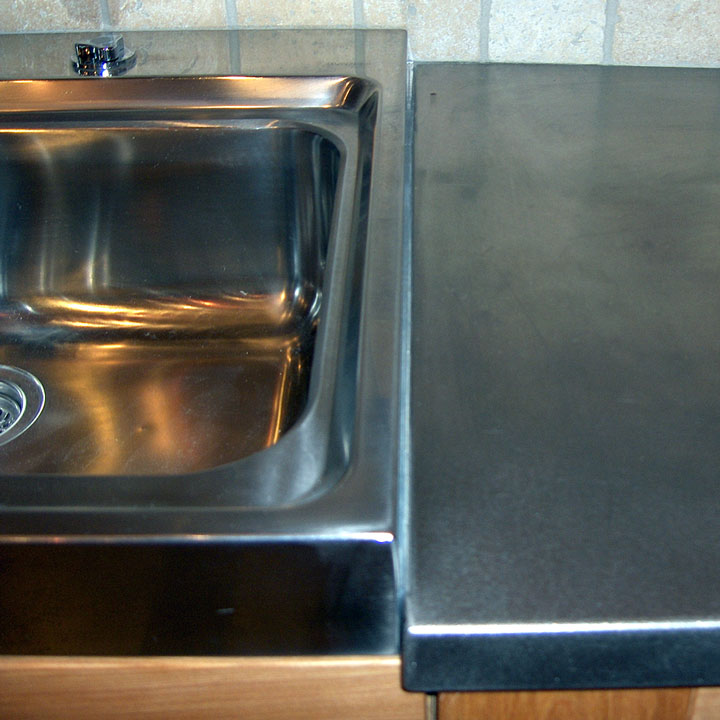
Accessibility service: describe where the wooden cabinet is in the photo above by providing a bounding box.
[0,656,424,720]
[5,656,720,720]
[437,688,720,720]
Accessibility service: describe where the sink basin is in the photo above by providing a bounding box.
[0,75,376,505]
[0,30,407,655]
[0,77,361,494]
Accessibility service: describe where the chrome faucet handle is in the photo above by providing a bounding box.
[73,34,136,77]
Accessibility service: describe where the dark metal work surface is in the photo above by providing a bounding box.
[405,63,720,690]
[0,30,406,655]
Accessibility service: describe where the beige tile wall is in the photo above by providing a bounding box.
[0,0,718,64]
[614,0,720,66]
[489,0,605,64]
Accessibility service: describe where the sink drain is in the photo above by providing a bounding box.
[0,366,45,447]
[0,387,22,431]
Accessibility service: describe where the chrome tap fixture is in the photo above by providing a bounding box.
[72,34,136,77]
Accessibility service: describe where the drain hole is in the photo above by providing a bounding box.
[0,382,24,434]
[0,366,45,447]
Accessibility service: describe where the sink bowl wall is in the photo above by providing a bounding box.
[0,123,340,475]
[0,76,378,506]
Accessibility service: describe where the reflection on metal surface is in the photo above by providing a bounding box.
[0,76,377,114]
[407,621,720,636]
[0,339,307,475]
[0,106,338,475]
[9,292,298,335]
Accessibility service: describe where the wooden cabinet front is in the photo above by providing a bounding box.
[438,687,720,720]
[0,656,424,720]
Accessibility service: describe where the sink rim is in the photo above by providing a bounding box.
[0,75,379,115]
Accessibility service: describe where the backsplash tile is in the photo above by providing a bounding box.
[2,0,720,65]
[363,0,407,28]
[614,0,720,66]
[234,0,354,27]
[0,0,102,31]
[489,0,605,63]
[408,0,484,61]
[108,0,226,29]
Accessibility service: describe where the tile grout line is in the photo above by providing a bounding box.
[224,0,240,73]
[354,0,365,28]
[479,0,491,62]
[225,0,239,26]
[99,0,112,30]
[603,0,619,64]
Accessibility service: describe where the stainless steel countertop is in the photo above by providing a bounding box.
[404,63,720,691]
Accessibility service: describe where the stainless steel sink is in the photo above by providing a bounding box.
[0,76,365,497]
[0,30,407,655]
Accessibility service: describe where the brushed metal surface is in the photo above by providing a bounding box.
[0,72,377,507]
[0,120,339,476]
[0,30,407,656]
[405,64,720,690]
